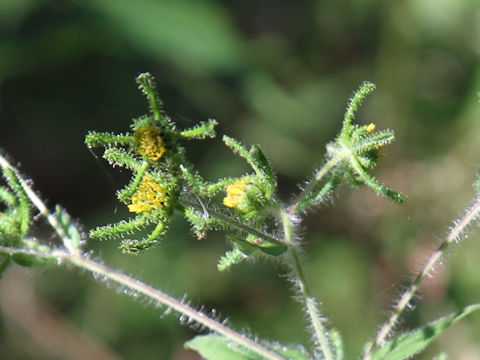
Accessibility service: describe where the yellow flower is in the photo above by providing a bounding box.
[223,178,248,208]
[128,176,167,213]
[364,123,376,133]
[135,126,166,161]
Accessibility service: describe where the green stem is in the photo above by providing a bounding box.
[0,155,78,255]
[280,209,334,360]
[0,245,285,360]
[290,151,348,215]
[293,175,340,214]
[363,197,480,360]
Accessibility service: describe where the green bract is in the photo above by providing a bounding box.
[293,82,405,214]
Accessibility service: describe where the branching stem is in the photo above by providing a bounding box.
[363,197,480,360]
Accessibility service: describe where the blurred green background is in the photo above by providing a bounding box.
[1,0,480,359]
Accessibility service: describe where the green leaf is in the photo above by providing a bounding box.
[117,162,149,203]
[228,233,287,257]
[256,238,288,256]
[217,248,247,271]
[223,136,251,162]
[372,303,480,360]
[102,148,143,170]
[223,137,276,190]
[0,211,22,245]
[227,234,258,255]
[11,253,58,267]
[119,220,165,254]
[275,346,311,360]
[136,72,164,122]
[56,205,82,250]
[2,167,32,236]
[0,255,11,278]
[0,186,17,207]
[180,119,218,140]
[89,216,149,240]
[185,334,311,360]
[84,131,133,148]
[342,81,376,135]
[185,335,261,360]
[348,156,406,203]
[249,145,276,190]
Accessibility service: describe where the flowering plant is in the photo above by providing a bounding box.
[1,73,480,360]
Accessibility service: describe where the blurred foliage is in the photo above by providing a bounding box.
[1,0,480,359]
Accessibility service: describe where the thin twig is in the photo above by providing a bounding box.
[363,198,480,360]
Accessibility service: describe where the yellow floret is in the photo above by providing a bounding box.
[223,178,248,208]
[364,123,376,133]
[136,126,166,161]
[128,175,166,213]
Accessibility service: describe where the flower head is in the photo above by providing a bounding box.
[223,178,249,208]
[364,123,376,133]
[128,175,167,213]
[135,126,166,161]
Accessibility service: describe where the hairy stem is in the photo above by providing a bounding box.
[0,245,285,360]
[0,155,78,255]
[363,197,480,360]
[280,209,334,360]
[290,150,348,215]
[67,254,285,360]
[292,175,340,214]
